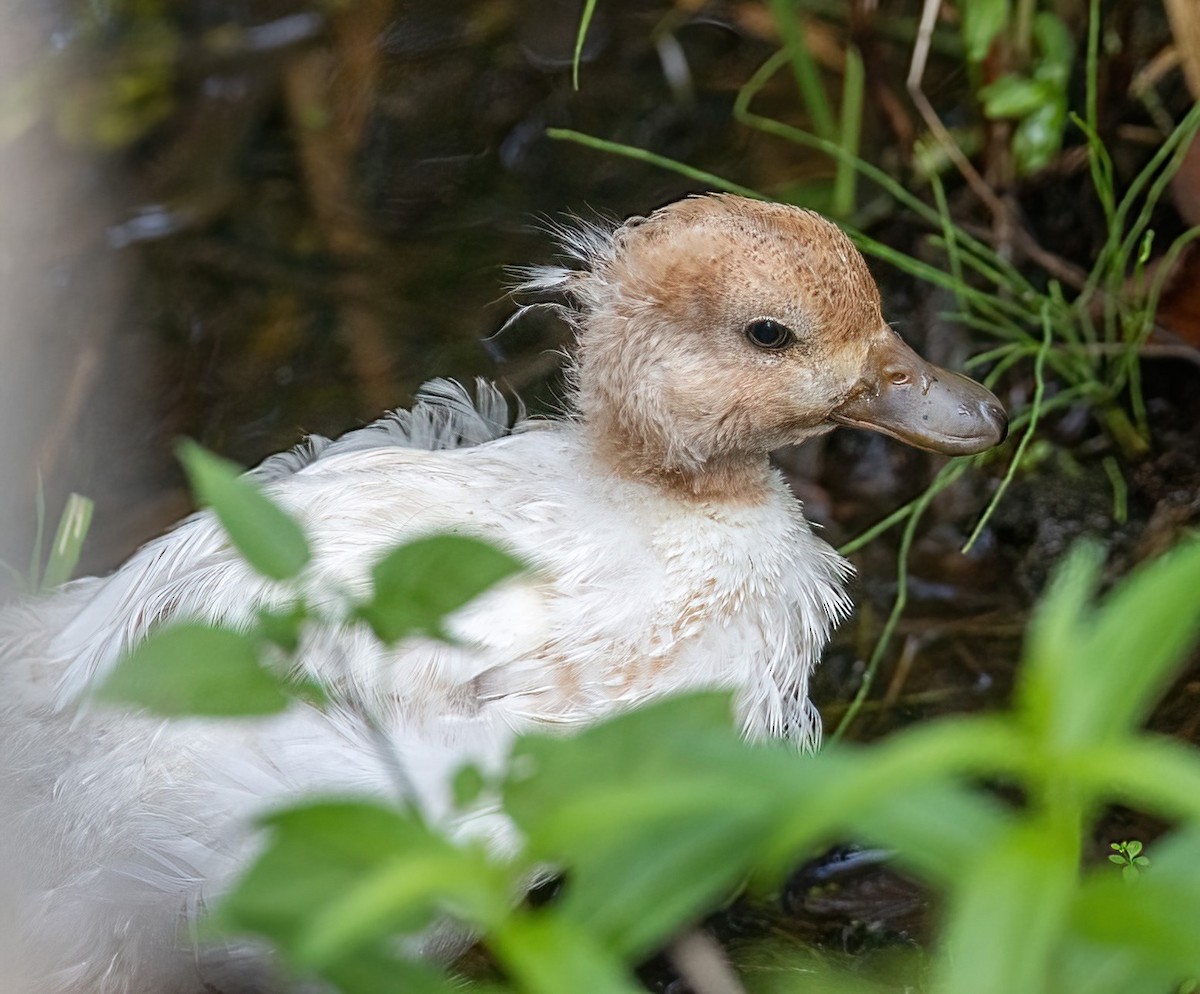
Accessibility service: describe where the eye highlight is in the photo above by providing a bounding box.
[745,318,794,350]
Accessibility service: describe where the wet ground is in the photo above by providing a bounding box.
[5,0,1200,989]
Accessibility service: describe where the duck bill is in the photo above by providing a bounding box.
[832,331,1009,456]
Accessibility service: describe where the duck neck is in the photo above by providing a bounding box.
[582,412,775,504]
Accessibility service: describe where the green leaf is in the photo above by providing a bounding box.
[178,440,310,581]
[219,801,439,948]
[933,821,1078,994]
[1013,101,1066,175]
[489,912,644,994]
[356,534,524,644]
[41,492,94,590]
[451,763,487,809]
[1067,536,1200,744]
[1018,541,1105,740]
[558,807,765,957]
[1073,827,1200,977]
[221,799,513,974]
[979,75,1055,119]
[1065,738,1200,824]
[256,602,308,653]
[322,946,464,994]
[295,846,509,968]
[95,623,290,716]
[959,0,1009,63]
[1032,11,1073,86]
[843,781,1015,886]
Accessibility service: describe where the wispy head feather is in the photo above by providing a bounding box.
[505,210,624,330]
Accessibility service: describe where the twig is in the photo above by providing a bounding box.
[668,931,748,994]
[907,0,1088,290]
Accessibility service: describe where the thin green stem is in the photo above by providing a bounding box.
[962,305,1053,553]
[571,0,598,91]
[545,129,763,199]
[832,461,967,743]
[768,0,836,140]
[831,44,864,218]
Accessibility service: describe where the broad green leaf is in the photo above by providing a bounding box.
[756,717,1028,880]
[1061,536,1200,746]
[451,763,487,809]
[218,801,439,947]
[490,912,644,994]
[323,946,464,994]
[1064,738,1200,824]
[356,535,524,644]
[295,846,510,968]
[559,807,765,957]
[1018,541,1104,740]
[96,623,289,716]
[178,439,310,581]
[933,821,1078,994]
[1052,932,1178,994]
[844,781,1015,885]
[504,693,741,811]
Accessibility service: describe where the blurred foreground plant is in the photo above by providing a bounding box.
[94,444,1200,994]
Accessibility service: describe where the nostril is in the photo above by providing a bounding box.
[985,402,1009,442]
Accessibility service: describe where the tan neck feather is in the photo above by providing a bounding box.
[583,411,775,504]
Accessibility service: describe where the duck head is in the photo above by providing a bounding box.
[523,194,1007,499]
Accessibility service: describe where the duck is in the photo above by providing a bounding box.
[0,193,1007,994]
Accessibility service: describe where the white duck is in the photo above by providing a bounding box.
[0,194,1006,994]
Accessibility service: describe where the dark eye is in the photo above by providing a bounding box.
[745,319,794,350]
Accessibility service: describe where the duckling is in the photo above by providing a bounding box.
[0,193,1006,994]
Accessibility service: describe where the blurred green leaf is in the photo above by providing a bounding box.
[560,807,765,957]
[256,602,308,653]
[322,946,464,994]
[178,440,310,581]
[844,781,1015,886]
[979,75,1055,119]
[959,0,1009,63]
[756,717,1027,881]
[356,535,524,644]
[934,821,1078,994]
[219,801,444,948]
[1073,828,1200,977]
[1014,101,1066,174]
[295,843,509,968]
[451,764,487,809]
[1052,932,1179,994]
[1033,11,1074,86]
[1064,738,1200,824]
[1018,542,1105,740]
[1067,536,1200,745]
[96,623,289,716]
[490,913,644,994]
[41,492,94,590]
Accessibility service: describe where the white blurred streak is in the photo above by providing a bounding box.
[0,5,145,987]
